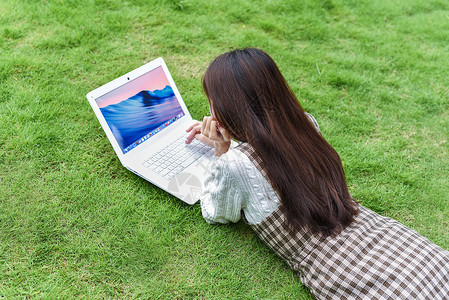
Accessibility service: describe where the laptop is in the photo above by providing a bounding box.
[86,57,215,204]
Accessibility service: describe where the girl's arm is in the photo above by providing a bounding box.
[200,155,244,224]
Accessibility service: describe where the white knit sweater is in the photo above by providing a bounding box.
[199,113,320,225]
[200,148,280,224]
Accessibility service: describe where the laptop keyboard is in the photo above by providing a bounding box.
[141,133,211,180]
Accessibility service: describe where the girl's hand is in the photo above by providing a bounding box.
[185,121,215,148]
[201,116,231,156]
[185,117,232,156]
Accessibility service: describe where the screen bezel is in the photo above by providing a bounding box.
[86,58,193,162]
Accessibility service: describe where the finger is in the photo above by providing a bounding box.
[186,121,201,133]
[195,134,215,148]
[219,127,232,141]
[185,131,196,144]
[209,120,219,140]
[201,116,208,136]
[185,125,201,144]
[202,116,212,137]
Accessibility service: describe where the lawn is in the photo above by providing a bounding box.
[1,0,448,298]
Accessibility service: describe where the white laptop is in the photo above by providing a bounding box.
[86,58,215,204]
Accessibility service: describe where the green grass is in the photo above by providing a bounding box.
[1,0,448,298]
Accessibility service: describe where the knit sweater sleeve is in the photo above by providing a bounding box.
[200,154,245,224]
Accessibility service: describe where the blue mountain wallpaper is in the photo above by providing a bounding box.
[100,85,184,151]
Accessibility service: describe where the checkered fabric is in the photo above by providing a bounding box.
[237,143,449,300]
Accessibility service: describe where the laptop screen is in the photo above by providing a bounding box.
[95,66,185,154]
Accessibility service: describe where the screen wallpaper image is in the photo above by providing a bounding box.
[96,66,184,153]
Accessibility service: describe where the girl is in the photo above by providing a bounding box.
[186,48,449,299]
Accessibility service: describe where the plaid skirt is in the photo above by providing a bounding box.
[243,206,449,299]
[237,143,449,299]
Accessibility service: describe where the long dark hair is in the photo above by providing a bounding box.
[203,48,359,237]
